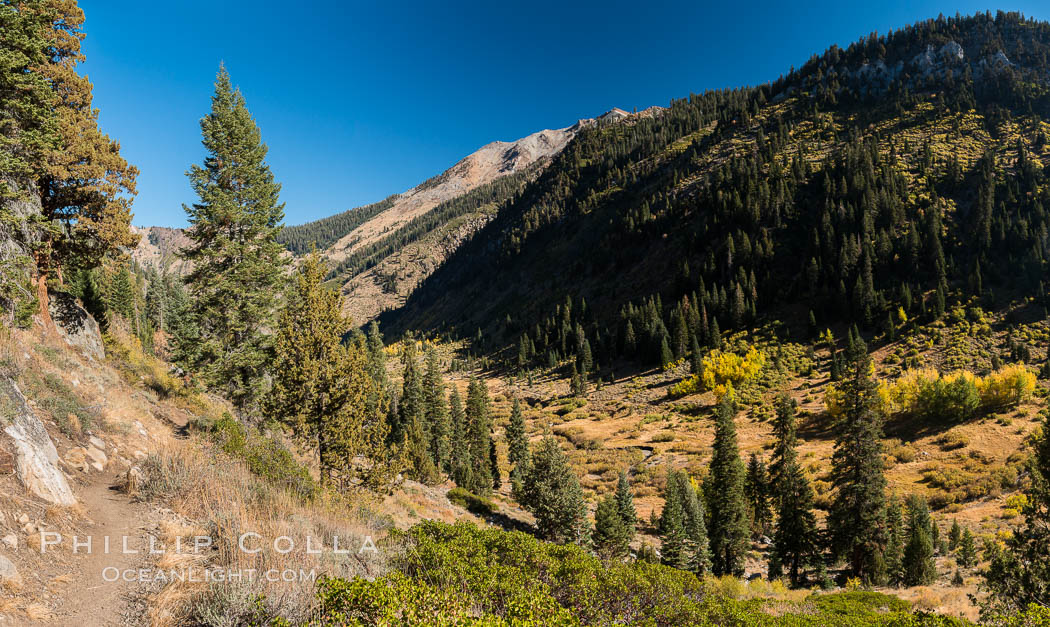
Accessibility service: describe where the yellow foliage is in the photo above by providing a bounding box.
[825,364,1035,419]
[668,347,765,399]
[976,364,1037,411]
[699,347,765,399]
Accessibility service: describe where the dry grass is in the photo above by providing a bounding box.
[142,441,389,625]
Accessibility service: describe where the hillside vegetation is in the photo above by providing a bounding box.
[4,3,1050,625]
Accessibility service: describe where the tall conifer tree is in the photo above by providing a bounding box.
[266,253,391,490]
[707,395,749,576]
[828,338,888,584]
[179,66,286,411]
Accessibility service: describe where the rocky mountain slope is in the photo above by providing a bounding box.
[134,113,658,321]
[380,12,1050,365]
[128,225,192,275]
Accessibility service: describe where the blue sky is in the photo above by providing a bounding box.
[80,1,1050,228]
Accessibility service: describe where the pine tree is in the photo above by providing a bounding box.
[520,435,586,544]
[448,388,472,489]
[659,334,674,367]
[982,411,1050,614]
[884,497,905,586]
[465,375,494,494]
[949,519,962,551]
[659,472,689,570]
[707,394,749,576]
[745,453,771,536]
[423,346,450,471]
[690,334,703,375]
[396,338,437,482]
[506,398,529,480]
[901,495,937,586]
[265,253,391,490]
[490,439,501,491]
[768,395,820,587]
[676,471,711,575]
[614,471,637,539]
[958,528,977,568]
[107,265,135,321]
[829,338,888,584]
[593,493,630,560]
[17,0,138,329]
[364,321,389,389]
[178,66,286,412]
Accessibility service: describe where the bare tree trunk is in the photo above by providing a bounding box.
[36,270,56,334]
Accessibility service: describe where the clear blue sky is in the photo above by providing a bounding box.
[80,1,1050,228]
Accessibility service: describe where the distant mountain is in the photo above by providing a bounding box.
[381,11,1050,370]
[277,112,659,323]
[129,225,192,275]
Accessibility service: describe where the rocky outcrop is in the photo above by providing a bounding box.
[0,553,19,586]
[49,291,104,361]
[0,378,76,506]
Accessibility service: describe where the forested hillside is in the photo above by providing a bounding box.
[5,3,1050,624]
[384,11,1050,375]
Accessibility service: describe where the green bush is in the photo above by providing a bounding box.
[201,414,317,500]
[304,521,974,625]
[446,487,495,516]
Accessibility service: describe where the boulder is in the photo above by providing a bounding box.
[85,446,107,469]
[0,378,76,506]
[1,534,15,550]
[64,447,89,472]
[0,554,20,586]
[48,291,104,361]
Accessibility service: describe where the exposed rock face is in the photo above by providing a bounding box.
[48,291,104,361]
[0,553,19,586]
[0,378,76,506]
[129,225,192,275]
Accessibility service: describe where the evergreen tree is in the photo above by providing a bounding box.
[506,397,529,483]
[178,66,286,412]
[901,495,937,586]
[659,472,689,570]
[520,435,586,544]
[10,0,139,328]
[448,388,472,489]
[659,334,674,367]
[396,338,437,482]
[107,265,135,321]
[690,334,703,375]
[745,453,771,536]
[465,375,494,494]
[884,497,905,586]
[614,471,637,539]
[676,471,711,575]
[593,493,630,560]
[982,411,1050,614]
[768,395,820,587]
[949,519,962,551]
[423,346,450,471]
[489,438,501,490]
[265,253,391,490]
[707,394,749,576]
[958,528,977,569]
[828,338,888,584]
[364,321,389,389]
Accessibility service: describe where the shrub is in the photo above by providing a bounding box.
[446,487,496,516]
[827,365,1036,421]
[306,522,968,625]
[200,414,317,500]
[699,347,765,398]
[936,432,970,451]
